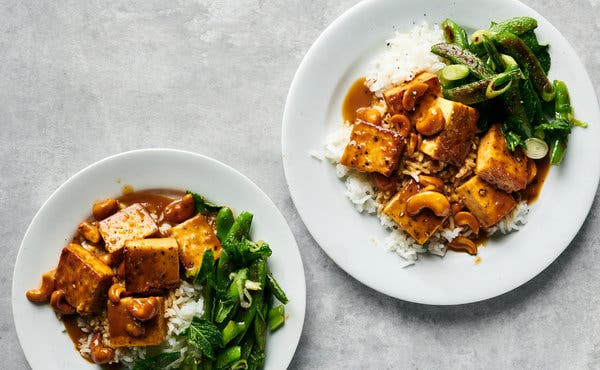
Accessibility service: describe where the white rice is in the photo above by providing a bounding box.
[365,23,446,95]
[77,280,203,368]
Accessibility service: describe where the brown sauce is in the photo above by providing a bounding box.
[522,156,551,204]
[342,77,374,123]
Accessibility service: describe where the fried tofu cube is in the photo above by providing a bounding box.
[383,72,442,112]
[166,214,221,278]
[108,296,166,347]
[54,243,114,315]
[98,203,159,253]
[340,121,404,176]
[124,238,179,295]
[417,97,479,166]
[476,124,528,192]
[456,176,516,228]
[383,180,448,244]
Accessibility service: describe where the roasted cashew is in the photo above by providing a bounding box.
[405,191,451,217]
[163,194,196,223]
[388,114,412,137]
[402,82,429,111]
[454,211,480,234]
[50,290,75,315]
[26,269,56,303]
[126,297,160,322]
[90,332,115,364]
[108,283,126,304]
[448,236,478,255]
[125,322,146,338]
[419,175,444,192]
[406,133,419,156]
[78,221,101,243]
[356,107,382,125]
[416,106,444,136]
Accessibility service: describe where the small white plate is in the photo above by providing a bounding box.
[12,149,306,369]
[282,0,600,304]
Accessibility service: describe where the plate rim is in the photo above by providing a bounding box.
[281,0,600,305]
[12,148,307,368]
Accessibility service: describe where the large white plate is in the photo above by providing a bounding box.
[282,0,600,305]
[12,149,306,369]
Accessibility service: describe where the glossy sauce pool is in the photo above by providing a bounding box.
[342,77,551,255]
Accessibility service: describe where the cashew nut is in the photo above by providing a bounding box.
[527,159,537,184]
[126,297,160,322]
[26,269,56,303]
[405,191,451,217]
[125,321,146,337]
[50,290,75,315]
[90,332,115,364]
[402,82,429,111]
[406,133,419,156]
[78,221,101,243]
[92,198,119,220]
[108,283,126,304]
[448,236,478,255]
[416,106,444,136]
[163,194,196,223]
[451,202,464,215]
[388,114,412,137]
[356,107,382,125]
[454,211,480,235]
[419,175,444,192]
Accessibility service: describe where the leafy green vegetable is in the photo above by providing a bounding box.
[132,352,181,370]
[185,317,223,360]
[186,191,221,215]
[195,249,216,286]
[534,119,572,139]
[215,346,242,369]
[504,130,524,151]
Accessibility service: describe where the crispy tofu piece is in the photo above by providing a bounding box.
[166,214,221,278]
[456,176,516,228]
[340,121,404,176]
[383,180,448,244]
[99,203,159,253]
[108,296,166,347]
[124,238,179,295]
[476,124,528,192]
[383,72,442,112]
[54,243,114,315]
[417,97,479,166]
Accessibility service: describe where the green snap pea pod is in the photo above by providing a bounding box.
[253,293,268,353]
[266,271,288,304]
[247,341,266,370]
[222,321,246,346]
[215,346,241,370]
[441,18,469,49]
[225,211,253,243]
[216,268,249,323]
[502,84,533,140]
[268,305,285,332]
[482,34,505,72]
[215,207,235,242]
[443,70,518,105]
[240,336,254,360]
[233,259,267,345]
[549,137,567,165]
[520,67,549,126]
[431,43,494,79]
[203,284,216,322]
[554,80,574,122]
[216,249,233,293]
[493,32,555,101]
[471,16,538,46]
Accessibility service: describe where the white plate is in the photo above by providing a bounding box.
[12,149,306,369]
[282,0,600,305]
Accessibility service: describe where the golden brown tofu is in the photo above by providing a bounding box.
[98,203,159,253]
[417,97,479,166]
[124,238,179,295]
[476,124,528,192]
[383,72,442,112]
[108,296,166,347]
[383,180,448,244]
[456,176,516,228]
[54,243,114,315]
[340,121,404,176]
[166,214,221,278]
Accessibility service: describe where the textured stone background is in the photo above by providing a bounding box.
[1,0,599,369]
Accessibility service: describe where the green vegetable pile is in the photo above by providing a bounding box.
[134,192,288,370]
[432,17,587,164]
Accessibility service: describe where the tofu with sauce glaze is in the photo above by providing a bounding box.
[98,203,159,253]
[382,180,448,244]
[123,238,180,295]
[383,72,442,112]
[456,176,516,228]
[108,296,166,347]
[340,121,404,176]
[54,243,114,315]
[166,214,221,278]
[416,97,479,166]
[476,124,528,192]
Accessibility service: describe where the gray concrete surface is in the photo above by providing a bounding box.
[1,0,599,368]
